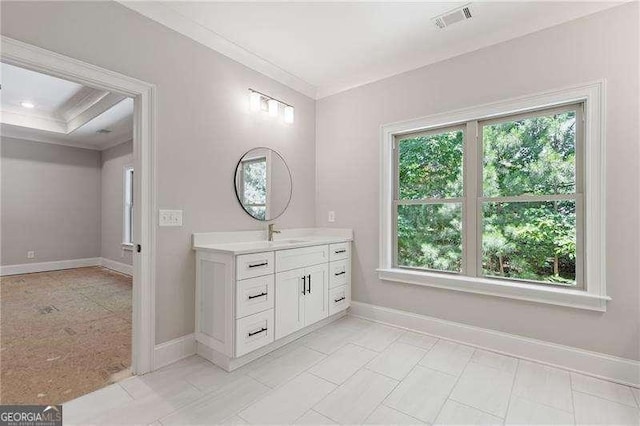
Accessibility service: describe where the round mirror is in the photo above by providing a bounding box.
[234,148,292,221]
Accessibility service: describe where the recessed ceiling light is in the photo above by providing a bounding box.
[20,101,35,109]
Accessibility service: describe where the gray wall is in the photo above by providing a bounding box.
[316,3,639,360]
[101,140,133,266]
[0,1,317,344]
[1,137,101,265]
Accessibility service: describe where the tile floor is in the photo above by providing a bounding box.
[63,316,640,425]
[0,267,132,404]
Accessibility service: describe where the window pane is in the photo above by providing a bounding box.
[482,200,576,286]
[483,111,576,197]
[398,129,464,199]
[397,203,462,272]
[247,206,266,221]
[243,159,267,204]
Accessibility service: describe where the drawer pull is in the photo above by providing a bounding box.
[248,261,268,268]
[248,291,267,300]
[334,249,346,254]
[248,327,267,337]
[334,271,346,276]
[334,296,346,303]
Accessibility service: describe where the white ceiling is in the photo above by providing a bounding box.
[1,63,133,150]
[2,62,84,115]
[121,1,623,99]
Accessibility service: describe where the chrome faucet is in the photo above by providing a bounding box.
[268,223,281,241]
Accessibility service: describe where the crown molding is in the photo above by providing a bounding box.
[1,125,132,151]
[1,132,100,151]
[117,1,318,99]
[1,109,67,133]
[99,134,134,151]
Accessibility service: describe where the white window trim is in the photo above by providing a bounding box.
[379,81,608,311]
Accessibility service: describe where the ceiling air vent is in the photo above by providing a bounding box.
[433,4,472,30]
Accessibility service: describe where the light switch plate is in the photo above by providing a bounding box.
[27,251,35,259]
[159,209,183,227]
[328,211,336,223]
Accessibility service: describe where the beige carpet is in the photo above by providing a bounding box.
[0,266,132,405]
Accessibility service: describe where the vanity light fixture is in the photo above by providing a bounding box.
[20,101,35,109]
[284,105,294,124]
[249,91,262,112]
[268,99,278,117]
[248,89,294,124]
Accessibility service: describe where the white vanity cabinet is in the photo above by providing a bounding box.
[275,262,329,339]
[328,243,351,315]
[193,229,352,372]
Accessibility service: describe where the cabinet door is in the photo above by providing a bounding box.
[304,263,328,326]
[275,268,305,340]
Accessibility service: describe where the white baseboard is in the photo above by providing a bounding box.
[100,257,133,276]
[154,333,196,370]
[0,257,134,276]
[0,257,101,276]
[350,301,640,388]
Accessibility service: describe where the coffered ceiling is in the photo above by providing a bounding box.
[1,62,133,150]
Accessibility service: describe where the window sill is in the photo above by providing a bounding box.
[122,243,134,251]
[377,268,610,312]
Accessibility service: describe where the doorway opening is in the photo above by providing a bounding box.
[0,37,156,404]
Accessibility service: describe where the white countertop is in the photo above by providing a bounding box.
[192,228,353,255]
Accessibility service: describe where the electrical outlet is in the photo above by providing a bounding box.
[27,251,35,259]
[159,209,183,227]
[328,211,336,223]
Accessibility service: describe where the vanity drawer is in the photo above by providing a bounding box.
[276,245,329,272]
[329,242,350,262]
[236,275,275,319]
[235,309,274,357]
[329,285,350,316]
[329,259,350,289]
[236,252,274,280]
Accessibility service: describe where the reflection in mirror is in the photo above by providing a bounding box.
[235,148,292,221]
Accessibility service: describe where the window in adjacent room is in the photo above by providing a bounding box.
[123,166,134,246]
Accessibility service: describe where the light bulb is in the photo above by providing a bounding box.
[21,101,35,109]
[249,91,261,112]
[284,105,294,124]
[268,99,278,117]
